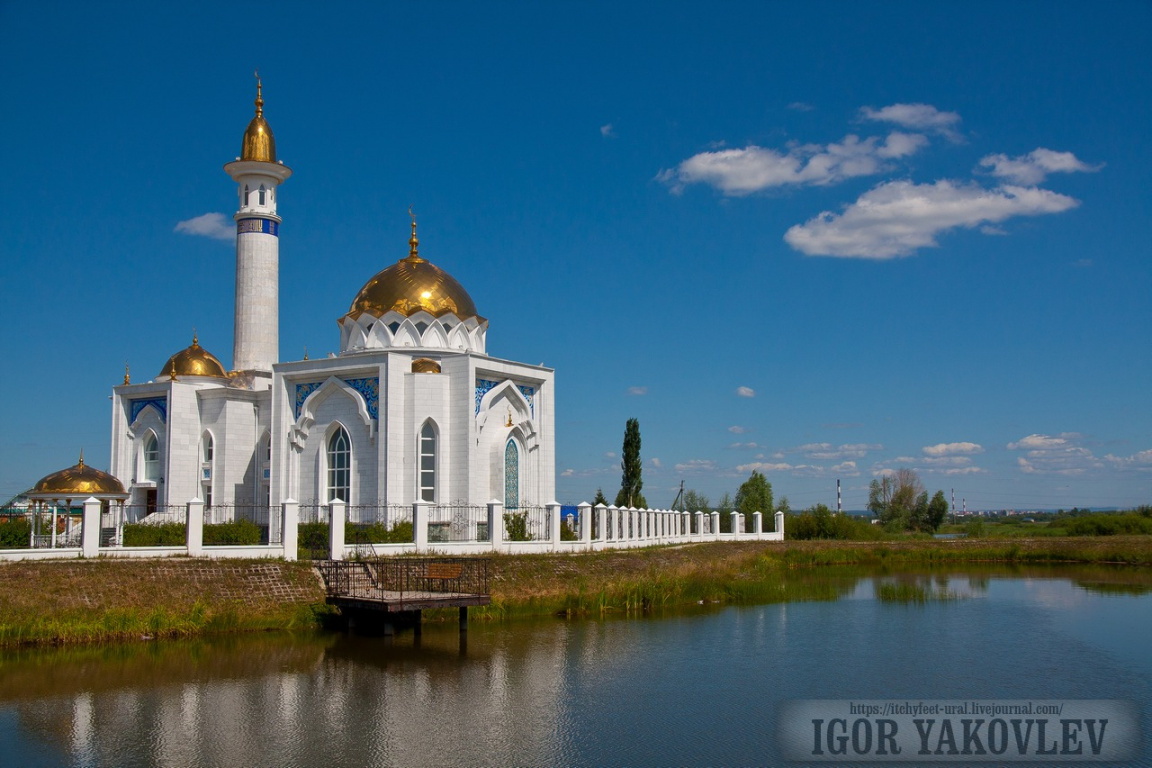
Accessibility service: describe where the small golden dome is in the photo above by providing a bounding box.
[411,358,442,373]
[160,334,228,379]
[241,78,276,163]
[346,215,483,323]
[31,454,127,498]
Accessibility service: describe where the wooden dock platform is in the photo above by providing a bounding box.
[317,558,491,613]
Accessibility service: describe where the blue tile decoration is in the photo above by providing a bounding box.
[475,379,499,414]
[295,377,379,420]
[344,377,380,420]
[130,397,167,424]
[236,218,279,237]
[475,378,535,417]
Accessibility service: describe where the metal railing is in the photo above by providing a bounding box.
[503,505,549,541]
[317,557,490,602]
[427,504,489,543]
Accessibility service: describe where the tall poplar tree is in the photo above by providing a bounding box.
[615,418,646,509]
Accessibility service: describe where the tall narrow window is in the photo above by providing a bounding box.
[504,440,519,509]
[144,434,160,482]
[419,422,437,502]
[201,434,214,508]
[327,427,351,503]
[258,184,266,205]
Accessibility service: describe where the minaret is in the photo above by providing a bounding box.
[223,75,292,372]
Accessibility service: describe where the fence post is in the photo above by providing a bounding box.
[547,502,561,548]
[81,497,100,557]
[710,511,721,539]
[594,503,606,542]
[578,502,592,545]
[282,499,299,561]
[414,501,430,552]
[775,509,785,537]
[728,511,740,537]
[753,511,763,537]
[187,498,205,556]
[487,500,503,552]
[693,511,703,538]
[329,499,346,560]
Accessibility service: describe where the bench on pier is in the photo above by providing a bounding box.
[424,562,463,581]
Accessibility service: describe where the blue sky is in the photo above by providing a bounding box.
[1,2,1149,511]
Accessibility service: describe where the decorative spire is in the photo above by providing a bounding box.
[169,360,178,381]
[192,329,199,347]
[78,449,85,470]
[505,409,513,428]
[406,206,425,262]
[254,70,263,118]
[124,362,131,385]
[303,345,309,360]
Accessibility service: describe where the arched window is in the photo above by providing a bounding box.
[143,434,160,482]
[327,427,351,503]
[201,434,214,508]
[419,422,437,501]
[258,184,266,206]
[504,440,519,509]
[243,184,249,205]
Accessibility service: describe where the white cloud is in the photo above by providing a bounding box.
[859,102,962,141]
[627,386,648,396]
[979,148,1101,185]
[736,386,756,398]
[923,442,984,457]
[728,425,748,434]
[787,101,815,112]
[1105,449,1152,471]
[675,459,717,473]
[1007,433,1102,475]
[658,132,925,196]
[737,461,794,473]
[784,180,1079,259]
[561,469,575,477]
[792,442,882,460]
[728,442,761,450]
[175,212,234,240]
[600,123,615,138]
[603,451,617,461]
[830,461,861,476]
[650,457,663,469]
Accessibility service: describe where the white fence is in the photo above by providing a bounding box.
[0,499,784,562]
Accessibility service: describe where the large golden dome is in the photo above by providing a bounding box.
[160,334,228,379]
[346,218,483,322]
[241,79,276,163]
[31,454,127,498]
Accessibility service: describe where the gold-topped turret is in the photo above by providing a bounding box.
[30,452,128,498]
[160,334,228,379]
[240,72,277,163]
[407,206,425,263]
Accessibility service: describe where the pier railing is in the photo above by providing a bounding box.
[318,557,490,602]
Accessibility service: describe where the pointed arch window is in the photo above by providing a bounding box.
[327,427,351,503]
[143,434,160,482]
[504,439,519,509]
[201,434,214,508]
[419,422,437,502]
[258,184,266,206]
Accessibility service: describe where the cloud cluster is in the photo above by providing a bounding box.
[784,180,1078,259]
[658,132,925,196]
[627,386,648,396]
[675,459,718,473]
[736,386,756,398]
[175,212,234,241]
[923,442,984,457]
[1007,433,1103,475]
[1105,449,1152,471]
[737,460,860,478]
[859,102,963,141]
[979,148,1102,185]
[793,442,883,460]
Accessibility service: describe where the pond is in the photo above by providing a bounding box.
[2,564,1149,766]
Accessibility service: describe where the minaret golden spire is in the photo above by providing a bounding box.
[169,360,178,381]
[79,448,85,469]
[124,362,131,385]
[406,206,425,262]
[254,70,263,117]
[192,329,199,347]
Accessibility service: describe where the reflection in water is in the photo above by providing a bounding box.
[1,565,1150,766]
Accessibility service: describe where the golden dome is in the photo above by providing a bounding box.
[160,334,228,379]
[346,216,483,323]
[241,78,276,163]
[411,358,442,373]
[31,454,127,498]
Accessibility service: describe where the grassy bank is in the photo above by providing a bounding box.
[0,559,331,647]
[2,536,1150,647]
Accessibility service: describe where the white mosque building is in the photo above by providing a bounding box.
[108,81,556,525]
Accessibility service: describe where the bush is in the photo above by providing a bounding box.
[123,522,186,547]
[297,522,329,558]
[203,519,262,545]
[345,521,413,544]
[504,511,530,541]
[965,518,985,539]
[560,519,579,541]
[0,518,32,549]
[1064,513,1152,537]
[786,505,884,541]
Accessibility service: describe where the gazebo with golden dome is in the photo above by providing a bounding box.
[26,453,128,549]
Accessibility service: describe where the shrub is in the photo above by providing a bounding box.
[0,518,32,549]
[560,519,579,541]
[504,511,530,541]
[1064,513,1152,537]
[345,521,414,544]
[123,522,186,547]
[203,519,262,545]
[786,505,884,541]
[297,522,329,558]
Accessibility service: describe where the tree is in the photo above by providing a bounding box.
[592,488,608,507]
[869,468,924,529]
[926,490,949,532]
[778,496,792,515]
[716,492,734,532]
[681,489,710,513]
[615,418,646,509]
[735,470,773,532]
